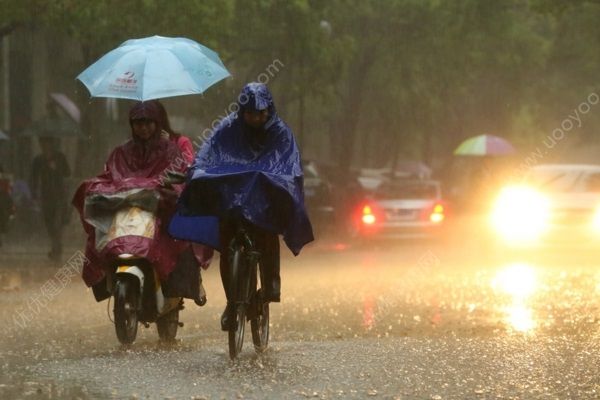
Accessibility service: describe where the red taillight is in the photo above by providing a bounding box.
[429,203,445,223]
[362,205,376,225]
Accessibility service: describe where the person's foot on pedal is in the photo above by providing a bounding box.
[220,302,234,331]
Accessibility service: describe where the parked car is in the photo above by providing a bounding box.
[491,163,600,249]
[351,179,447,239]
[302,160,335,235]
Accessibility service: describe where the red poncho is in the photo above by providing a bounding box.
[72,102,188,286]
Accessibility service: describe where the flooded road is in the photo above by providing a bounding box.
[2,235,600,399]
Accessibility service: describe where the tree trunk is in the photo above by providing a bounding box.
[336,47,375,176]
[74,43,108,177]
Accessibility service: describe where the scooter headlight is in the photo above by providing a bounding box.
[118,253,135,260]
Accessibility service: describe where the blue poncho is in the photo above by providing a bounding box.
[169,83,314,255]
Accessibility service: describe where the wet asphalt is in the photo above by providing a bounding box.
[1,224,600,399]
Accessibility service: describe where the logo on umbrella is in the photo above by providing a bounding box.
[116,71,137,84]
[109,71,138,93]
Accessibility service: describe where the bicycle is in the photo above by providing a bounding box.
[226,219,270,359]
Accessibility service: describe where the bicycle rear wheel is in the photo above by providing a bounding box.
[228,248,248,359]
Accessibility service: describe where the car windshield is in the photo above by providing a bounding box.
[527,168,600,193]
[375,182,438,199]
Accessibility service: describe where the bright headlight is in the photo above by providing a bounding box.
[592,206,600,232]
[491,186,550,242]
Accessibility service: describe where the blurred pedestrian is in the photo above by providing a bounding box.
[30,137,71,261]
[469,157,500,213]
[0,163,13,247]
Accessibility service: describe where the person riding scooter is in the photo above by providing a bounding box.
[72,101,211,342]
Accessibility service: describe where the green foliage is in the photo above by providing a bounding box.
[3,0,600,170]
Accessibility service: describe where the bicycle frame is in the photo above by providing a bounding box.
[226,219,269,359]
[229,222,261,308]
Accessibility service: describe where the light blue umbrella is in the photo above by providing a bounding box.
[0,129,9,140]
[77,35,231,101]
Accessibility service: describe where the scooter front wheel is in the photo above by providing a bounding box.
[114,279,139,345]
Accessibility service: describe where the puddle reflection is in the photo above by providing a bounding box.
[505,303,535,332]
[493,263,538,333]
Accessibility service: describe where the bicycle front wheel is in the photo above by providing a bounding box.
[228,248,247,359]
[251,297,269,352]
[228,303,246,359]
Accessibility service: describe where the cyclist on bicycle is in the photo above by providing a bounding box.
[170,82,314,330]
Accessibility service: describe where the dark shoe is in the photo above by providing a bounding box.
[194,296,207,307]
[194,281,207,307]
[263,289,280,303]
[220,302,235,331]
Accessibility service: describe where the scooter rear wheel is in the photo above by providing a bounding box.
[114,279,139,345]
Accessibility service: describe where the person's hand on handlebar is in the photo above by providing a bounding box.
[161,170,186,188]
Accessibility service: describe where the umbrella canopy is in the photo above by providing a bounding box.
[22,116,82,138]
[50,92,81,123]
[77,35,231,101]
[0,129,9,140]
[453,134,516,156]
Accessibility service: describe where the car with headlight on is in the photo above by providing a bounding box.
[491,163,600,249]
[352,179,446,239]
